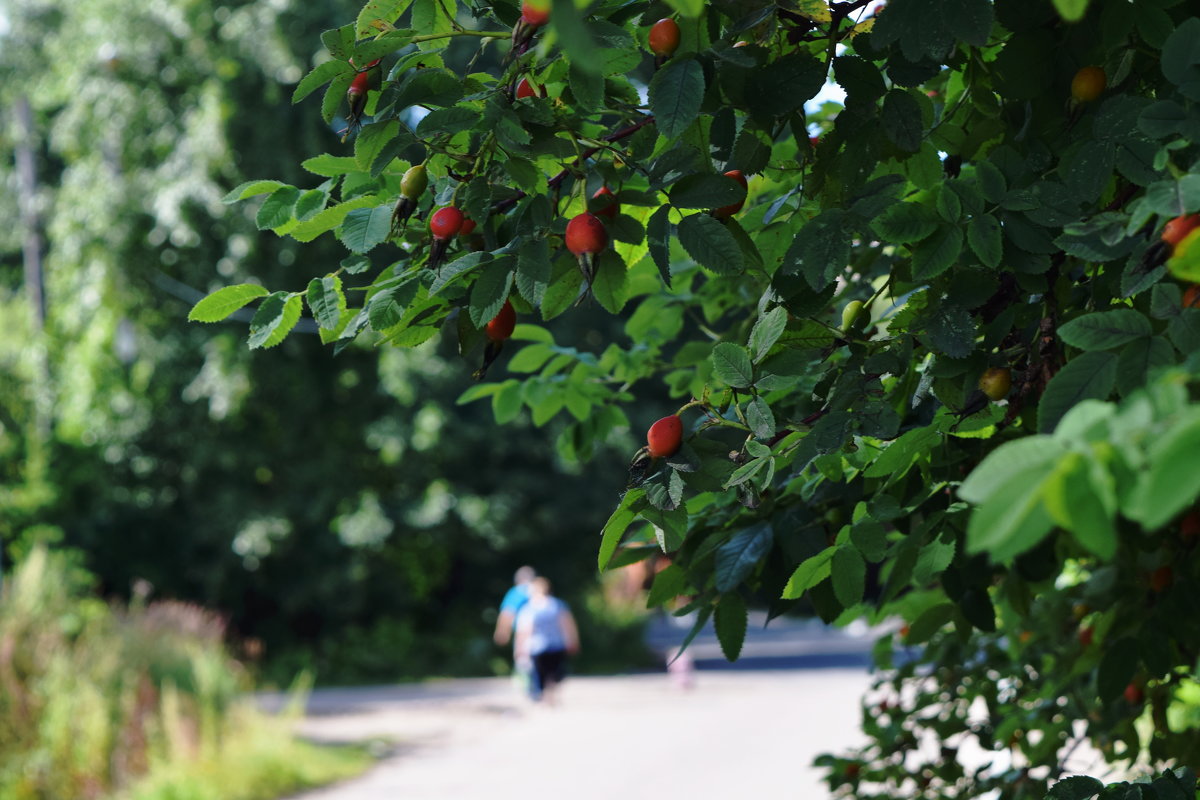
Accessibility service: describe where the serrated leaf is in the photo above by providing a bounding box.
[293,60,352,105]
[649,57,705,140]
[872,202,939,244]
[1059,309,1151,351]
[882,89,923,152]
[714,593,748,661]
[598,490,646,570]
[306,276,345,330]
[356,0,413,37]
[912,225,964,280]
[469,258,515,327]
[746,396,775,439]
[592,250,629,314]
[1046,776,1104,800]
[188,284,269,323]
[967,214,1002,268]
[339,205,392,253]
[669,174,746,210]
[256,186,301,231]
[714,523,773,593]
[831,546,865,607]
[1038,352,1119,433]
[749,307,788,362]
[247,292,302,349]
[646,565,689,608]
[223,180,286,204]
[782,548,835,599]
[784,209,852,291]
[516,238,551,306]
[301,154,360,178]
[677,213,743,274]
[712,342,754,388]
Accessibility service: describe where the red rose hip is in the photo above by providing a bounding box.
[648,18,680,57]
[566,212,608,255]
[430,206,464,240]
[521,0,550,27]
[712,170,748,220]
[591,186,619,220]
[647,415,683,459]
[485,300,516,342]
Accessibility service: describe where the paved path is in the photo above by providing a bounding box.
[278,668,874,800]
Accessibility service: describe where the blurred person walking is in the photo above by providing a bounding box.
[514,577,580,706]
[494,566,537,695]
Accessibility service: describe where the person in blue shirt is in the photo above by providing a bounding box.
[514,577,580,705]
[494,566,536,693]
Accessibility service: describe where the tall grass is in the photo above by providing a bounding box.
[0,547,369,800]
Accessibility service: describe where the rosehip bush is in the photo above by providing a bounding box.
[191,0,1200,795]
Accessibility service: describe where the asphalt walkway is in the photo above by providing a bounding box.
[277,667,874,800]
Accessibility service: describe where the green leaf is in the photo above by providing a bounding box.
[677,213,743,274]
[1116,336,1174,396]
[966,463,1057,561]
[906,602,956,644]
[711,342,754,388]
[320,25,355,61]
[647,205,672,287]
[649,58,705,140]
[881,89,923,152]
[782,547,835,599]
[749,307,788,363]
[223,180,286,204]
[293,60,352,104]
[1127,413,1200,530]
[301,154,360,178]
[569,63,604,111]
[784,209,852,291]
[714,593,748,662]
[1038,351,1118,433]
[747,52,825,117]
[831,546,865,607]
[912,225,964,281]
[516,238,551,307]
[1161,17,1200,96]
[923,303,975,358]
[669,174,746,210]
[356,0,413,37]
[715,523,773,593]
[872,0,994,62]
[745,395,775,439]
[598,490,646,570]
[646,565,689,608]
[872,203,939,244]
[468,258,515,327]
[1046,776,1104,800]
[1059,309,1151,351]
[188,284,269,323]
[967,214,1002,268]
[662,0,703,17]
[338,204,393,253]
[1051,0,1089,23]
[913,538,955,584]
[591,250,630,314]
[247,292,302,350]
[1042,452,1117,560]
[959,436,1064,504]
[306,276,346,330]
[256,186,301,231]
[355,120,400,172]
[549,0,600,74]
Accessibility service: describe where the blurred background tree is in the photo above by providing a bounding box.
[0,0,649,685]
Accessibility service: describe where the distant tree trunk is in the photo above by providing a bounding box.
[15,96,45,330]
[14,94,51,484]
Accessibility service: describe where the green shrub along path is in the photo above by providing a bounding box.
[197,0,1200,796]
